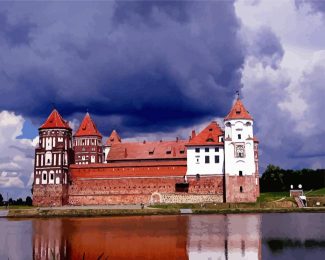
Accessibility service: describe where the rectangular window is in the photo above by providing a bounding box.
[205,156,210,164]
[238,134,241,140]
[215,147,219,152]
[195,148,200,153]
[215,155,219,163]
[205,148,209,152]
[43,174,46,180]
[239,170,243,176]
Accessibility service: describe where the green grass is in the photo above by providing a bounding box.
[257,192,291,203]
[306,188,325,196]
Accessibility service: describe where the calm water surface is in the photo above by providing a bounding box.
[0,213,324,259]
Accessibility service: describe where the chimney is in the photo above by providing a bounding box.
[143,140,146,144]
[176,137,179,142]
[124,148,128,158]
[191,130,196,139]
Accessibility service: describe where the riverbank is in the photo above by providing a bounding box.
[2,205,325,218]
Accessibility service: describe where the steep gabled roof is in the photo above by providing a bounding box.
[107,140,187,161]
[224,98,253,121]
[187,121,224,146]
[74,113,102,137]
[106,130,122,145]
[39,109,71,130]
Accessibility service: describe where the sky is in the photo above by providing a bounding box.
[0,0,324,199]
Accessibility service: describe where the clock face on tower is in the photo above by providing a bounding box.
[235,144,245,158]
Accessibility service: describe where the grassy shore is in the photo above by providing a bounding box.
[2,190,325,218]
[4,205,325,218]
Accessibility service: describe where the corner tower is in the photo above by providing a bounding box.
[74,113,103,164]
[224,97,259,202]
[32,109,74,206]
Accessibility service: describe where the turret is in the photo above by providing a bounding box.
[73,113,103,164]
[224,96,259,202]
[103,130,121,163]
[33,109,74,206]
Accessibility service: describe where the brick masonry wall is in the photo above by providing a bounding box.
[225,175,259,203]
[33,185,68,206]
[187,175,224,194]
[68,176,225,205]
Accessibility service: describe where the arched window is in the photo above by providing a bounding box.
[240,186,243,193]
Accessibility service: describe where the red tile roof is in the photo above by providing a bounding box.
[106,130,121,145]
[70,162,186,179]
[39,109,71,130]
[224,98,253,121]
[74,113,102,137]
[107,140,188,161]
[187,121,224,146]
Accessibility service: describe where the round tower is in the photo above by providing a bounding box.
[33,109,74,206]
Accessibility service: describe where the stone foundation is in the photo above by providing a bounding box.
[159,193,223,204]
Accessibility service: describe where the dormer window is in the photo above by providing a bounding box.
[209,128,213,131]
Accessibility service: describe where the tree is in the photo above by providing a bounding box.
[26,196,32,206]
[17,198,23,205]
[0,194,3,206]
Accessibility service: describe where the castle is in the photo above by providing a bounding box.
[32,97,259,206]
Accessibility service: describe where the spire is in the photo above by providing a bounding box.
[106,130,122,145]
[74,113,102,137]
[39,109,71,130]
[224,98,253,121]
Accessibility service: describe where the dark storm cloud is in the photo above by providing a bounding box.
[0,1,245,136]
[244,26,284,69]
[295,0,325,13]
[113,1,191,25]
[0,11,36,46]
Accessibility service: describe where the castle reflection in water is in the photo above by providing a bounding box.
[32,214,261,260]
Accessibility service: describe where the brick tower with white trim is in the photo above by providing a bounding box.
[32,109,74,206]
[74,113,103,164]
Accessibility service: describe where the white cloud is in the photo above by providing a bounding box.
[0,111,36,198]
[236,0,325,169]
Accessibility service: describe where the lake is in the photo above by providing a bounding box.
[0,213,324,259]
